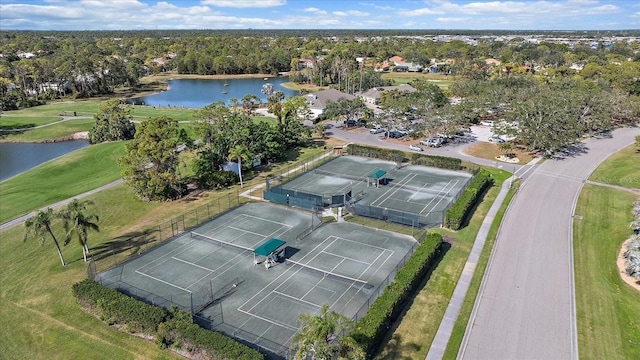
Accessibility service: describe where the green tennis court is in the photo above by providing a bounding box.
[96,202,417,357]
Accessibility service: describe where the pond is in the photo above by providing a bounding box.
[0,140,89,182]
[128,77,299,108]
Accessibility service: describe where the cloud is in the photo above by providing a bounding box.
[333,10,369,17]
[201,0,286,8]
[303,7,328,15]
[436,17,472,23]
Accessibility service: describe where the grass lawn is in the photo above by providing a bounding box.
[0,115,61,128]
[573,184,640,360]
[463,141,537,165]
[588,144,640,190]
[0,141,125,223]
[372,167,512,360]
[0,182,203,360]
[0,119,95,142]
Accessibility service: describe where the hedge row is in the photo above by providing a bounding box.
[346,144,404,163]
[72,279,263,360]
[444,169,494,230]
[350,233,444,356]
[410,152,462,170]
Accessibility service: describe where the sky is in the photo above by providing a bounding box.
[0,0,638,31]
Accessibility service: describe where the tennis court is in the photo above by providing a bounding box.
[270,156,472,227]
[96,202,417,358]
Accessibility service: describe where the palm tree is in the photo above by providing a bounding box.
[291,304,364,360]
[228,144,251,188]
[60,199,100,262]
[24,208,66,267]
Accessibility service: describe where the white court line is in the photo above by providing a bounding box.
[171,256,214,272]
[135,237,201,273]
[419,179,457,215]
[238,236,341,313]
[242,213,294,227]
[237,307,299,332]
[422,179,460,216]
[135,270,191,292]
[228,226,275,238]
[300,257,348,300]
[334,234,392,252]
[371,173,418,207]
[273,290,322,309]
[407,180,434,201]
[322,250,370,265]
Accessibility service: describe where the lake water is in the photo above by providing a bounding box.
[129,77,298,108]
[0,140,89,182]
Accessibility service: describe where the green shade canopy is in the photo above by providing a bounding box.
[368,169,387,180]
[253,238,286,256]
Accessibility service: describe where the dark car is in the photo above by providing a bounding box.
[388,130,405,139]
[344,119,360,127]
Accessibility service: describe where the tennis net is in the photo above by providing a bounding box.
[284,258,372,288]
[314,169,367,183]
[387,182,453,197]
[191,231,253,253]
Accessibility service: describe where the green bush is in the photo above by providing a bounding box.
[73,279,263,359]
[444,169,493,230]
[72,278,166,334]
[350,233,443,356]
[346,144,404,163]
[410,153,462,170]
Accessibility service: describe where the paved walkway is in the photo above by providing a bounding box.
[0,179,124,232]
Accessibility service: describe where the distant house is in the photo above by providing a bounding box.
[395,62,423,72]
[360,84,417,105]
[297,58,315,69]
[388,55,404,65]
[304,88,355,118]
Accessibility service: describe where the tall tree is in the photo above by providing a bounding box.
[59,199,100,262]
[227,144,251,188]
[119,116,184,201]
[89,98,136,144]
[24,208,66,267]
[291,304,364,360]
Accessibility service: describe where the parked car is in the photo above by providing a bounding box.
[480,120,494,127]
[488,134,505,143]
[421,136,443,147]
[409,144,423,152]
[369,125,385,134]
[344,119,360,127]
[388,130,405,139]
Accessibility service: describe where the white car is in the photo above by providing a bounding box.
[488,134,505,143]
[409,144,424,152]
[480,120,494,127]
[369,127,385,134]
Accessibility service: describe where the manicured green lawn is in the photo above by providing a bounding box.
[0,115,61,128]
[373,168,512,360]
[589,144,640,189]
[573,185,640,360]
[0,183,193,360]
[0,119,95,142]
[0,141,125,223]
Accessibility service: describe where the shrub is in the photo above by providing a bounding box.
[444,169,493,230]
[346,144,404,163]
[73,279,263,359]
[350,233,443,356]
[410,153,462,170]
[72,279,166,334]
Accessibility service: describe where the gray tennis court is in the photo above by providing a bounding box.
[96,202,417,357]
[273,156,472,227]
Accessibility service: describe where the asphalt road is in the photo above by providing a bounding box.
[458,127,640,360]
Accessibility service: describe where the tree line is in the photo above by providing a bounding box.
[2,29,639,110]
